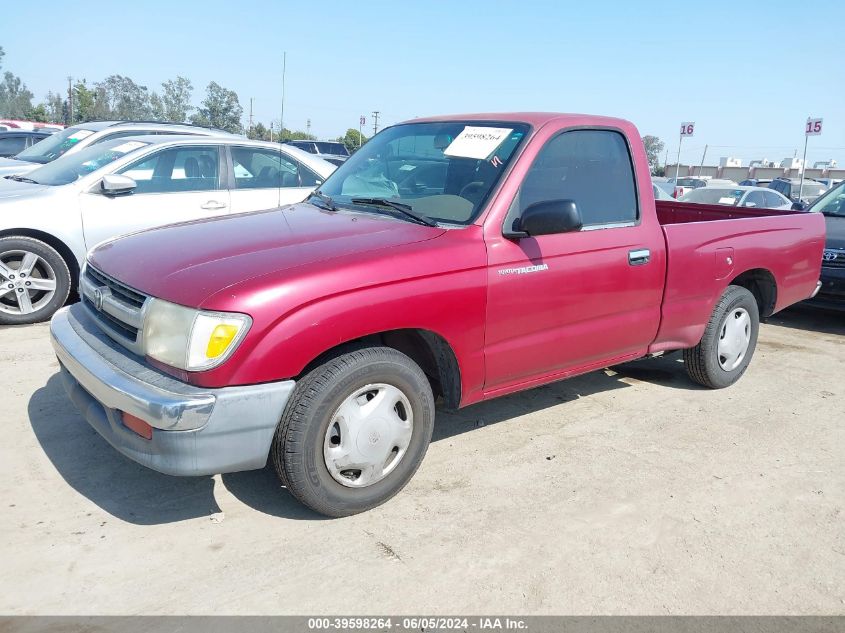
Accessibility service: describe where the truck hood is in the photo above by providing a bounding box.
[88,202,447,307]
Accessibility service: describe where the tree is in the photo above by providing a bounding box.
[191,81,242,133]
[338,128,367,152]
[642,135,665,175]
[72,80,98,123]
[95,75,151,120]
[161,76,193,122]
[249,122,269,141]
[42,91,66,124]
[0,71,35,118]
[149,92,165,120]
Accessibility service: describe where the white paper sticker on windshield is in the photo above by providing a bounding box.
[69,130,94,141]
[444,126,513,159]
[112,141,147,154]
[718,197,737,205]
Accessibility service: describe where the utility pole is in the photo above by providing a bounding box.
[248,98,254,137]
[372,111,380,136]
[306,119,311,137]
[279,52,287,141]
[359,115,365,148]
[67,76,74,125]
[698,144,708,177]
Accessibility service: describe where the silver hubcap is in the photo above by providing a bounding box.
[717,307,751,371]
[0,250,57,316]
[323,383,414,488]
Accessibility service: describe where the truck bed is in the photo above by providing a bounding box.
[649,200,826,353]
[655,199,806,224]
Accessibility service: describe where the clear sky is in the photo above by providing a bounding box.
[2,0,843,166]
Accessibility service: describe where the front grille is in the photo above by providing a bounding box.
[80,265,149,355]
[822,249,845,269]
[85,265,146,308]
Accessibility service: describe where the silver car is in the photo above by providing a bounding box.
[0,136,335,324]
[678,185,793,209]
[0,120,237,178]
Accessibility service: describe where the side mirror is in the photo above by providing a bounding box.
[515,199,583,237]
[744,202,757,208]
[791,201,808,211]
[100,174,137,196]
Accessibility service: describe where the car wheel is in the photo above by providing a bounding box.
[0,236,71,325]
[684,285,759,389]
[272,346,435,517]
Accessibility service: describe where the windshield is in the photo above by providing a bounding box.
[315,141,349,156]
[679,188,743,205]
[23,138,151,186]
[316,121,529,225]
[809,180,845,217]
[15,126,96,164]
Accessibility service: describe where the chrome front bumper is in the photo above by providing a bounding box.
[49,304,294,476]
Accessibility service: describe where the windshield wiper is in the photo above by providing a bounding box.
[5,174,39,184]
[350,197,437,227]
[309,189,337,211]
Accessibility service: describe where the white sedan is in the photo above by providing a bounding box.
[678,185,793,210]
[0,135,335,324]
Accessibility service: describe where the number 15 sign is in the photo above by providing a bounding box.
[805,118,823,136]
[680,122,695,137]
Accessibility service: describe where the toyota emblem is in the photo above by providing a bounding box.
[823,250,838,262]
[93,288,104,311]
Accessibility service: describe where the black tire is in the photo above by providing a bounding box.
[0,236,71,326]
[684,285,760,389]
[272,346,435,517]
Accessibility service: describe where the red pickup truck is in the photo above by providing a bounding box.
[49,113,825,517]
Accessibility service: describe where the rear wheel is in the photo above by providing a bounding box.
[684,285,759,388]
[272,346,435,517]
[0,236,71,325]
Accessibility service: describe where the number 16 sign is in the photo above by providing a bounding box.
[680,122,695,137]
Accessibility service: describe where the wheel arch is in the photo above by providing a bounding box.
[0,228,81,293]
[298,328,462,410]
[728,268,777,318]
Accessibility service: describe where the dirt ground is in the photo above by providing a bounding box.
[1,305,842,615]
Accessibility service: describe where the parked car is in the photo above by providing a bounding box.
[679,185,792,209]
[670,177,737,199]
[0,121,237,178]
[0,136,335,324]
[652,182,674,200]
[768,177,827,207]
[0,129,53,158]
[738,178,772,188]
[816,178,842,189]
[48,112,825,517]
[805,180,845,310]
[285,140,351,165]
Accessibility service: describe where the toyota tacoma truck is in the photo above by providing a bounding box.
[49,113,826,517]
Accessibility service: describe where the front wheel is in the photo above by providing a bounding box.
[272,347,435,517]
[684,285,760,388]
[0,236,71,325]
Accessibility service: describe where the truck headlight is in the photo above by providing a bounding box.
[142,298,251,371]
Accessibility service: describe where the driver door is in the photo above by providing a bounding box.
[80,145,230,250]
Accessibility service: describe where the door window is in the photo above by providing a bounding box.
[741,191,766,207]
[119,146,220,193]
[231,147,299,189]
[0,136,27,156]
[518,129,638,227]
[763,191,786,208]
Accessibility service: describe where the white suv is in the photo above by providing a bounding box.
[0,120,237,178]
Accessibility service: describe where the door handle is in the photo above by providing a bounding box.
[628,249,651,266]
[201,200,227,210]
